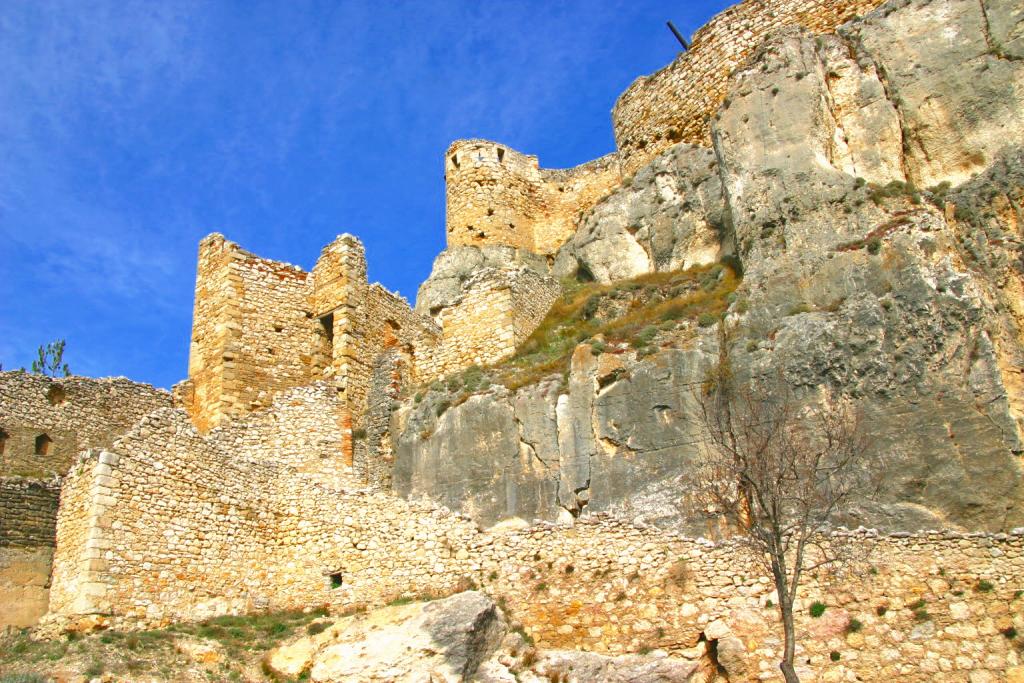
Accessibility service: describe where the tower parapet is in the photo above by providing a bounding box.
[445,139,620,255]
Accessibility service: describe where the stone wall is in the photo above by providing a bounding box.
[445,140,621,255]
[47,417,1024,681]
[413,267,560,382]
[49,382,353,621]
[611,0,888,175]
[0,372,170,478]
[175,234,329,433]
[0,478,60,549]
[177,233,560,435]
[355,349,411,487]
[478,520,1024,682]
[1,478,62,629]
[0,372,169,630]
[47,409,476,624]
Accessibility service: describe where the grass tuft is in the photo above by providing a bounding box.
[487,262,738,392]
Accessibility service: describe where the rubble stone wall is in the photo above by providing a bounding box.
[177,232,547,435]
[176,234,328,432]
[445,140,621,255]
[47,421,1024,682]
[0,372,168,629]
[355,349,411,487]
[0,478,60,549]
[0,547,53,629]
[0,372,170,478]
[49,383,354,621]
[413,268,560,382]
[611,0,888,174]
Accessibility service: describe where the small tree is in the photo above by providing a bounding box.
[693,342,871,683]
[32,339,71,377]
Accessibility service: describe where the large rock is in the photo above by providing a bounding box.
[553,143,728,284]
[266,592,507,683]
[531,650,701,682]
[416,245,549,318]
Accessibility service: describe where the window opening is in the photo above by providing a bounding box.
[35,434,52,456]
[320,313,334,344]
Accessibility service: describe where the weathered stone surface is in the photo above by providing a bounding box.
[396,0,1024,534]
[553,143,727,284]
[416,245,550,317]
[531,650,701,682]
[842,0,1024,188]
[296,592,506,683]
[393,347,711,531]
[421,591,508,678]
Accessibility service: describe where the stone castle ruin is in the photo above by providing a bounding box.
[5,0,1024,677]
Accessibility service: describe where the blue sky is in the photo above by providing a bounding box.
[0,0,731,389]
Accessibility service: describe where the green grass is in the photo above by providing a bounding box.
[0,606,338,682]
[386,596,416,606]
[809,601,826,618]
[489,262,739,391]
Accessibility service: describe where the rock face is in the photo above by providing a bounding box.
[266,592,706,683]
[391,0,1024,533]
[553,143,728,285]
[416,245,550,318]
[267,591,507,683]
[393,346,711,533]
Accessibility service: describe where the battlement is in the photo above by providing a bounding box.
[444,139,621,255]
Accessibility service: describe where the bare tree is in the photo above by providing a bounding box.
[692,341,871,683]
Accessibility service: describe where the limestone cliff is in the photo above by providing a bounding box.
[391,0,1024,533]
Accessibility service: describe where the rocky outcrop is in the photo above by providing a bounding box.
[265,591,706,683]
[552,143,729,285]
[391,0,1024,534]
[393,345,714,533]
[416,245,550,319]
[266,591,507,682]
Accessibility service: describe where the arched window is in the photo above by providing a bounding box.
[34,433,52,456]
[0,428,8,455]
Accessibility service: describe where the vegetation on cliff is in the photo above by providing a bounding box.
[493,260,739,391]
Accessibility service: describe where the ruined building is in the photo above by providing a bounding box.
[6,0,1024,677]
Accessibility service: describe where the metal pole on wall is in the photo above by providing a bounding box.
[666,21,690,51]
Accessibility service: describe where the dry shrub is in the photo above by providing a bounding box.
[666,558,691,588]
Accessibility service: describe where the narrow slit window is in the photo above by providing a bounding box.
[0,429,8,455]
[320,313,334,344]
[34,433,52,456]
[496,147,505,163]
[329,572,343,589]
[450,154,460,169]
